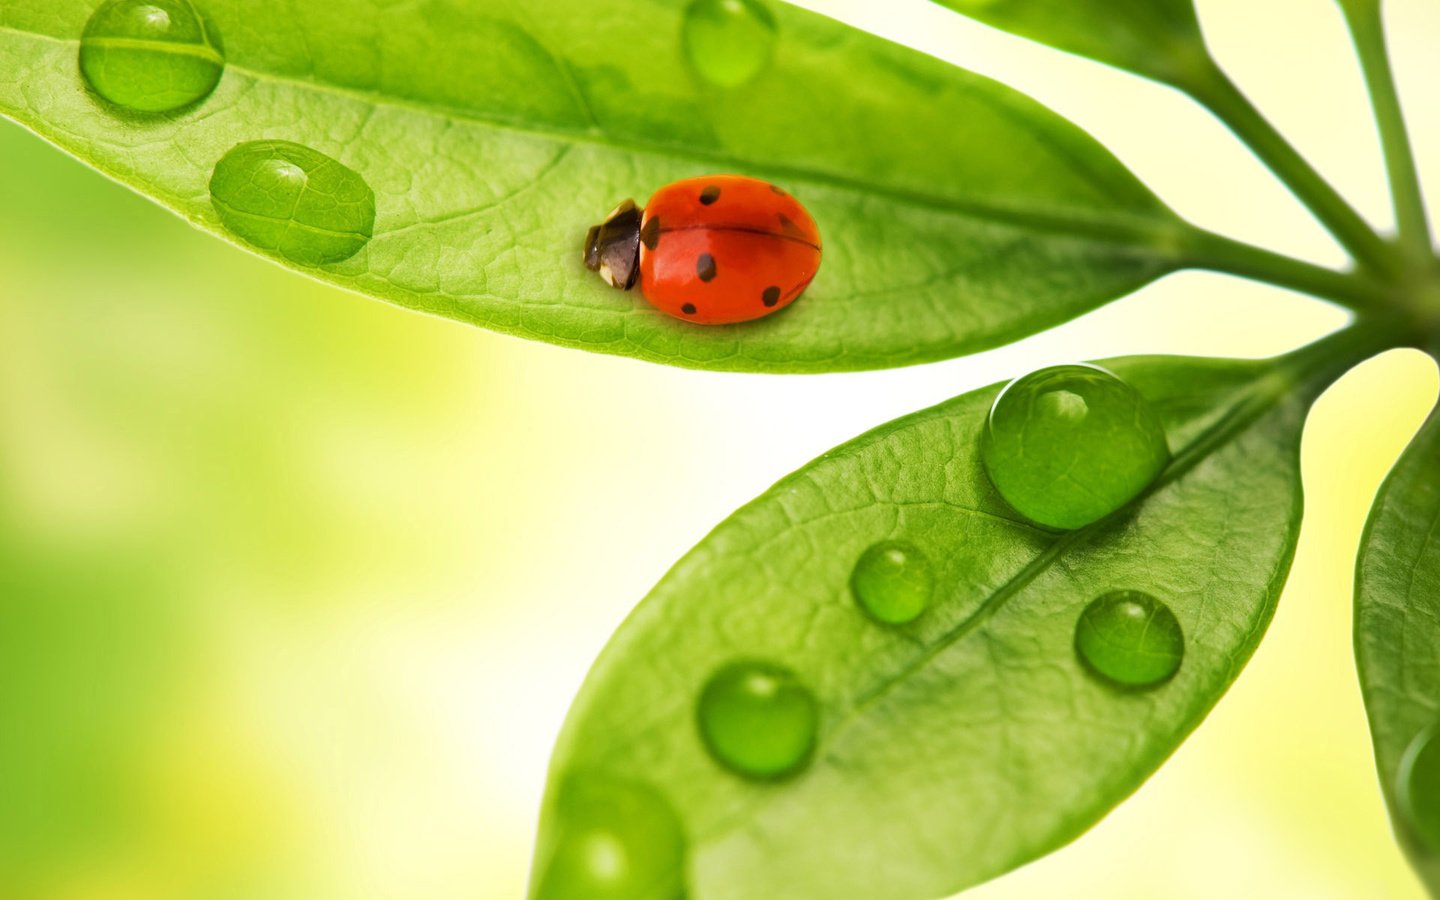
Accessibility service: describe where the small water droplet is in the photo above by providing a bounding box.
[79,0,225,113]
[535,774,688,900]
[209,140,376,266]
[697,660,818,780]
[1074,590,1184,689]
[850,540,934,625]
[681,0,777,88]
[982,364,1169,530]
[1399,721,1440,854]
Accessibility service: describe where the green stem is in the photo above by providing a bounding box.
[1340,0,1433,262]
[1181,228,1390,311]
[1182,60,1400,277]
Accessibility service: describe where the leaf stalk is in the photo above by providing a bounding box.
[1339,0,1434,264]
[1180,228,1389,311]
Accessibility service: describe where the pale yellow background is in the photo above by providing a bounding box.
[0,0,1437,897]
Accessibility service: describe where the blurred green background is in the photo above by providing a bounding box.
[2,0,1439,897]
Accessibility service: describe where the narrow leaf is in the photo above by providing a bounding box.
[1356,400,1440,895]
[929,0,1206,85]
[0,0,1184,372]
[535,347,1347,899]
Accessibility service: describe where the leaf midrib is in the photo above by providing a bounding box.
[687,360,1299,848]
[79,35,226,65]
[0,23,1189,257]
[210,196,372,240]
[830,364,1304,747]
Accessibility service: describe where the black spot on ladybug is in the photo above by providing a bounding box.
[640,216,661,250]
[769,184,787,196]
[699,185,721,205]
[762,286,781,307]
[697,253,717,282]
[682,303,698,315]
[778,214,805,238]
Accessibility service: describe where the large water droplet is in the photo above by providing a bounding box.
[682,0,777,88]
[850,540,934,625]
[534,774,688,900]
[1074,590,1184,688]
[209,141,376,266]
[79,0,225,113]
[697,660,818,780]
[982,364,1169,530]
[1399,721,1440,854]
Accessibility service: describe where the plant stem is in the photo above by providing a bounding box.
[1182,60,1400,277]
[1340,0,1433,263]
[1182,228,1390,311]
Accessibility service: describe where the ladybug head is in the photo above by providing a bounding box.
[583,199,642,290]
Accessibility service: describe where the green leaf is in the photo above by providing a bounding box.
[0,0,1185,372]
[534,347,1346,899]
[1355,400,1440,895]
[929,0,1207,85]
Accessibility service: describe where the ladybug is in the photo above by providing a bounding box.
[583,175,822,325]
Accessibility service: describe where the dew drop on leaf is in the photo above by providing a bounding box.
[681,0,777,88]
[533,774,688,900]
[1074,590,1184,689]
[1398,722,1440,854]
[850,540,934,625]
[79,0,225,113]
[208,140,376,266]
[697,660,818,780]
[981,364,1169,530]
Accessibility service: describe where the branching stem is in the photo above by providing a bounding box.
[1181,60,1401,278]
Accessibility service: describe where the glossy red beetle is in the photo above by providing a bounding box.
[583,175,822,325]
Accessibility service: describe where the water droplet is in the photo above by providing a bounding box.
[1399,721,1440,854]
[209,141,376,266]
[982,364,1169,530]
[1074,590,1184,688]
[682,0,777,88]
[697,660,818,780]
[79,0,225,113]
[850,540,934,625]
[535,774,688,900]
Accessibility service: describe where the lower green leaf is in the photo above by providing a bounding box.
[533,344,1352,899]
[1356,399,1440,895]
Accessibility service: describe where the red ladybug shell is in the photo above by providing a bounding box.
[637,175,822,325]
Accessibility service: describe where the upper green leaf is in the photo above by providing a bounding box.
[929,0,1207,85]
[0,0,1185,372]
[1355,399,1440,895]
[534,348,1340,899]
